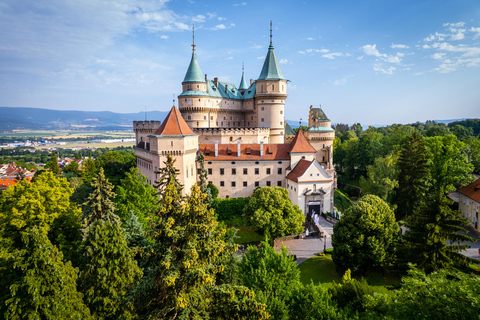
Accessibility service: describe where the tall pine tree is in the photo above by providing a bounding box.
[393,131,429,221]
[82,167,119,227]
[4,227,92,320]
[79,168,142,319]
[135,154,266,319]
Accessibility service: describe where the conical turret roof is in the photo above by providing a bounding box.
[183,52,204,83]
[239,70,248,90]
[289,128,316,153]
[258,44,286,81]
[154,106,195,136]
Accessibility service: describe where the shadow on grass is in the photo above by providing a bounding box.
[298,253,401,293]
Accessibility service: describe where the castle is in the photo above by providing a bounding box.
[134,26,337,216]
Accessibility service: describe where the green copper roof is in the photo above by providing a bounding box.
[239,71,248,90]
[285,122,295,136]
[179,80,256,100]
[311,108,330,121]
[183,53,205,83]
[307,126,334,132]
[258,45,286,81]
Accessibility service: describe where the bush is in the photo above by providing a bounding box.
[330,269,374,312]
[211,197,250,222]
[207,183,219,199]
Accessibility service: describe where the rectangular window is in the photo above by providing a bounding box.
[243,181,247,187]
[266,168,271,174]
[208,168,212,175]
[277,181,282,187]
[255,168,259,175]
[232,168,236,175]
[220,181,225,187]
[266,181,271,187]
[255,181,260,187]
[220,168,225,175]
[243,168,248,175]
[261,118,264,122]
[278,168,282,174]
[231,181,236,187]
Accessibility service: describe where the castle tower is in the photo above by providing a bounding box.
[179,27,209,129]
[305,105,335,169]
[149,106,198,195]
[255,22,287,144]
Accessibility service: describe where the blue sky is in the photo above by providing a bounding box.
[0,0,479,125]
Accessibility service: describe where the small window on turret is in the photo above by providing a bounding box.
[261,107,264,111]
[188,115,191,120]
[272,85,275,91]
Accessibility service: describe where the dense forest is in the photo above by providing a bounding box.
[0,119,480,319]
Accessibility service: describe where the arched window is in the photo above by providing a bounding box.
[313,184,317,192]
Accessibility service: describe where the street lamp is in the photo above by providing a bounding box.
[324,234,327,253]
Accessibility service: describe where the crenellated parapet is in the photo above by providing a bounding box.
[194,127,270,144]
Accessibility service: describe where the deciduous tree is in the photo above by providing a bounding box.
[243,187,304,239]
[332,195,399,275]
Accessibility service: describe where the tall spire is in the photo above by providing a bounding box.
[192,24,196,53]
[239,62,248,90]
[258,21,286,80]
[270,20,273,47]
[183,24,204,83]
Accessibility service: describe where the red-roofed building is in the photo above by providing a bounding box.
[133,32,337,214]
[458,177,480,232]
[0,163,36,190]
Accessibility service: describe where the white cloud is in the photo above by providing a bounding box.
[391,43,409,49]
[444,22,465,28]
[356,56,364,60]
[322,52,344,59]
[304,48,329,54]
[279,59,288,64]
[306,37,315,40]
[361,44,384,57]
[207,23,235,30]
[206,12,216,19]
[160,35,169,39]
[413,72,424,76]
[225,56,233,60]
[431,52,446,60]
[334,78,347,86]
[218,17,226,21]
[257,56,263,59]
[422,44,431,49]
[233,2,247,6]
[373,64,396,75]
[251,45,262,49]
[471,27,480,38]
[192,15,205,23]
[361,44,402,64]
[424,32,447,42]
[298,51,305,54]
[450,29,465,40]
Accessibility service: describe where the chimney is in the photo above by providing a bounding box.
[225,84,228,94]
[215,141,218,157]
[237,140,241,158]
[250,79,254,85]
[205,74,208,82]
[260,141,264,157]
[214,77,219,87]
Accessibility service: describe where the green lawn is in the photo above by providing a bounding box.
[234,225,264,245]
[298,254,401,293]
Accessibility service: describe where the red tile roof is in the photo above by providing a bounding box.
[458,177,480,203]
[286,159,313,182]
[289,128,316,153]
[154,106,195,136]
[201,143,290,161]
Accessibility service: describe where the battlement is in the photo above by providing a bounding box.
[194,127,271,144]
[133,120,162,132]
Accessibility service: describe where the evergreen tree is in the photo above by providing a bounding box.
[393,131,429,221]
[114,167,158,227]
[79,220,142,320]
[400,135,475,272]
[50,151,61,175]
[197,152,212,203]
[83,167,119,227]
[82,151,97,184]
[135,154,245,319]
[4,227,92,320]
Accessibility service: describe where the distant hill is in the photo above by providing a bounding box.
[0,107,169,131]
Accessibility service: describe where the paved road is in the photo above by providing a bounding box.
[278,216,335,264]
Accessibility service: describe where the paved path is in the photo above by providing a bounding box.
[460,226,480,261]
[278,216,335,264]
